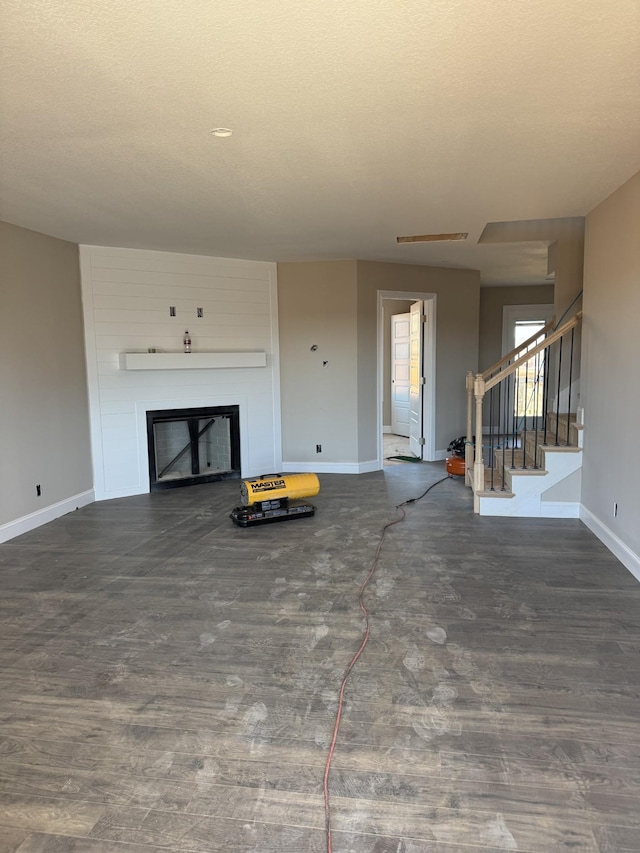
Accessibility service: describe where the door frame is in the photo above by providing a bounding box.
[409,300,425,459]
[502,303,554,356]
[501,303,554,432]
[377,290,437,467]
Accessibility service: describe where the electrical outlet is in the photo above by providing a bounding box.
[316,444,322,453]
[36,484,41,497]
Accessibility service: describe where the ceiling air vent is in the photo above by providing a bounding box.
[396,232,468,243]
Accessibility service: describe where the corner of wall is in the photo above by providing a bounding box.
[580,505,640,583]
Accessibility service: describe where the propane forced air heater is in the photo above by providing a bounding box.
[230,473,320,527]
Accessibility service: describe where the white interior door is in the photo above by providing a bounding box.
[391,313,410,437]
[409,300,424,458]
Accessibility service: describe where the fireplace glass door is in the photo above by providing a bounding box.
[147,406,240,491]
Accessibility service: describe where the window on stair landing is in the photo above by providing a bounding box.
[514,320,547,419]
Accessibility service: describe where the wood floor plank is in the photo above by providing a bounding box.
[85,799,603,851]
[0,793,103,836]
[0,756,633,831]
[15,836,174,853]
[0,826,32,853]
[4,728,640,803]
[1,466,639,851]
[592,823,640,853]
[13,834,532,853]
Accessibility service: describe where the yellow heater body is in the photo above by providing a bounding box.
[240,473,320,507]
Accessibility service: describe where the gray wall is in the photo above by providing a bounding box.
[278,259,479,467]
[0,222,92,527]
[479,284,555,371]
[581,170,640,562]
[277,261,359,465]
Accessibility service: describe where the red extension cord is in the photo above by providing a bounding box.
[322,476,449,853]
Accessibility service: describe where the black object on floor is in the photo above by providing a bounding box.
[230,497,316,526]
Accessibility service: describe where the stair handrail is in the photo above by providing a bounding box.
[465,315,554,486]
[469,310,582,508]
[468,289,583,446]
[484,311,581,393]
[482,317,555,380]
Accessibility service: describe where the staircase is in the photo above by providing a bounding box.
[465,310,583,517]
[476,413,582,517]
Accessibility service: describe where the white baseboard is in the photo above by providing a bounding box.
[432,450,448,462]
[580,505,640,583]
[94,486,148,501]
[0,489,95,544]
[281,460,381,475]
[383,425,392,434]
[358,459,381,474]
[540,501,580,518]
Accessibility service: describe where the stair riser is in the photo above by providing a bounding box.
[545,413,580,445]
[492,448,546,482]
[528,425,579,444]
[478,448,582,516]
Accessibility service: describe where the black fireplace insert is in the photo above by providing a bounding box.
[146,405,240,491]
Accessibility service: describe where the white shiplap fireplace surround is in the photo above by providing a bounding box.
[80,246,281,502]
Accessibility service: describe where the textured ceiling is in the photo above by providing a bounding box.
[1,0,639,284]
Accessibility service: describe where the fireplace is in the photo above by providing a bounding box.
[146,406,241,492]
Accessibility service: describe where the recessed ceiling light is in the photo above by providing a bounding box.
[211,128,233,138]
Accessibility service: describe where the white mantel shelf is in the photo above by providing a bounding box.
[120,351,267,370]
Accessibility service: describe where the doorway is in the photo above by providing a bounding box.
[378,291,436,468]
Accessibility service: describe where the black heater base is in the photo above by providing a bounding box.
[230,497,316,527]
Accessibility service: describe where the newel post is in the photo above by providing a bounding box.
[465,371,475,487]
[473,373,485,511]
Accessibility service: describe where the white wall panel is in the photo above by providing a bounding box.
[91,295,270,312]
[88,251,269,278]
[80,245,281,501]
[93,323,273,340]
[91,279,272,301]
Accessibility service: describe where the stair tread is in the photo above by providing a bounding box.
[536,444,581,452]
[547,412,577,421]
[479,468,514,497]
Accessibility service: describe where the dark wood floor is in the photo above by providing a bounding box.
[1,464,639,852]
